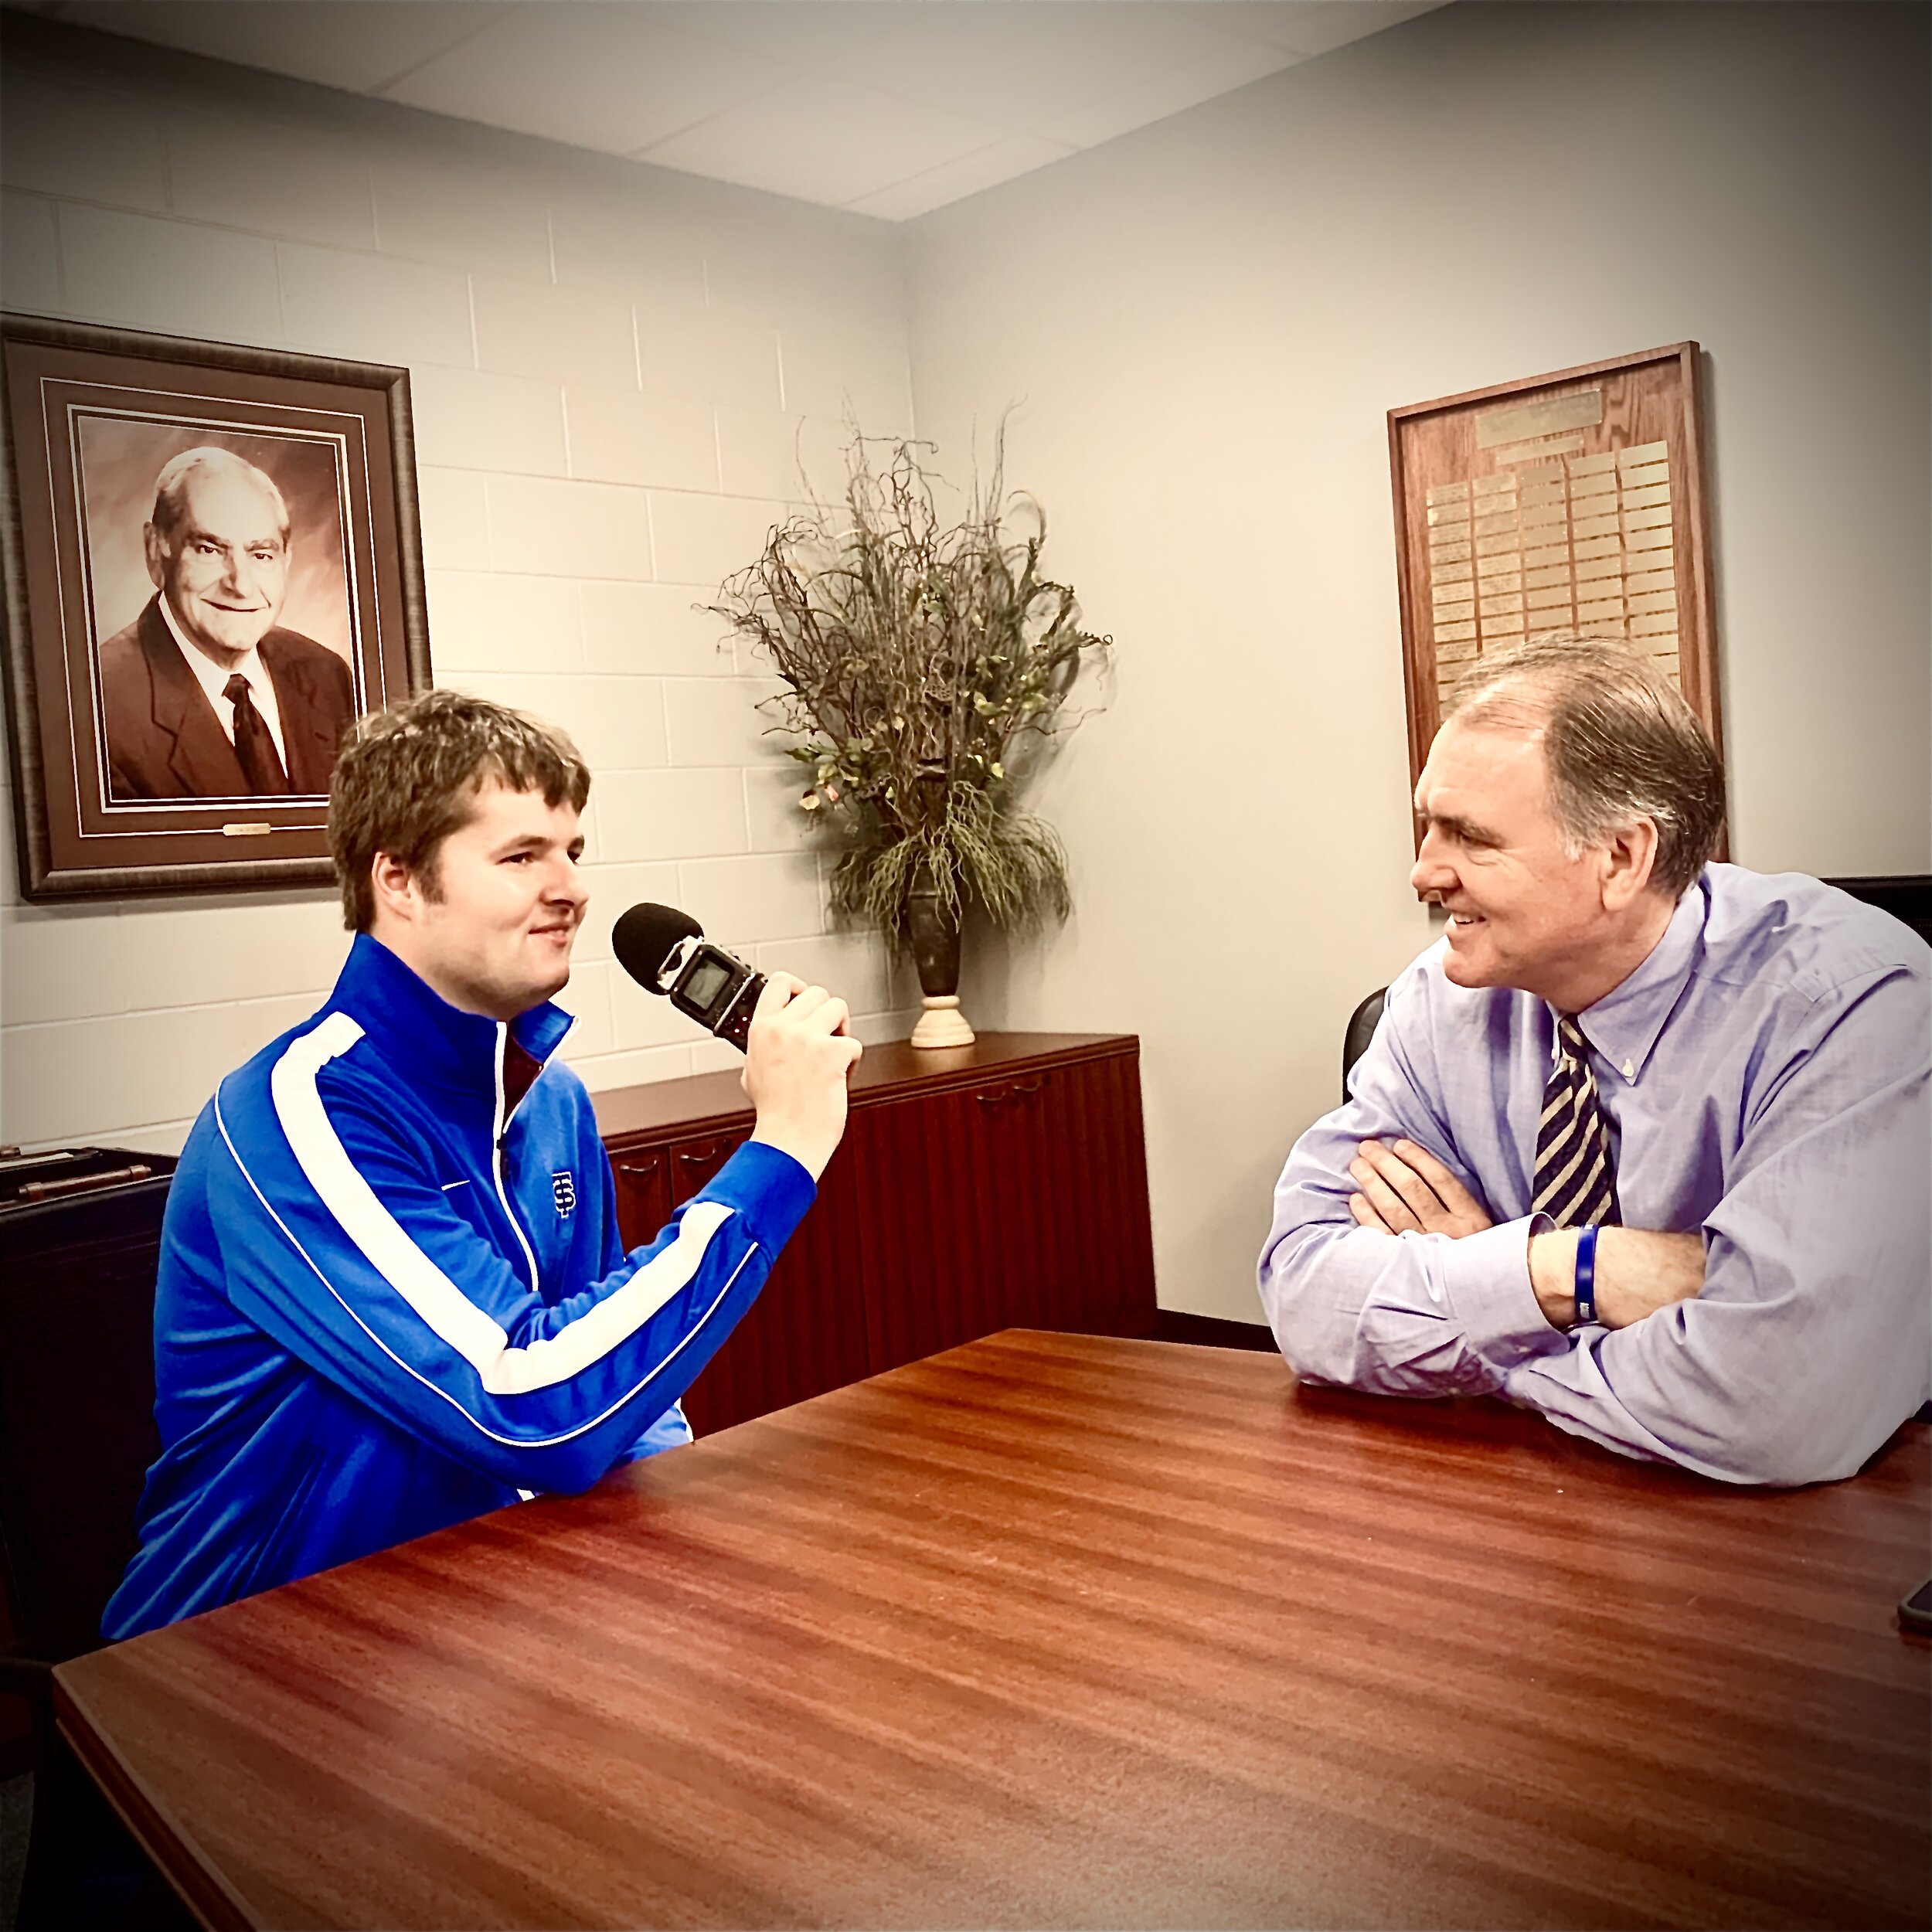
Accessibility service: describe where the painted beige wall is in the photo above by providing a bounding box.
[904,1,1930,1319]
[0,22,919,1156]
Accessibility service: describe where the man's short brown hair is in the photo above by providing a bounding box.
[1447,634,1726,898]
[329,689,591,932]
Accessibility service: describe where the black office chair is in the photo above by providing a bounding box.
[1341,988,1387,1104]
[0,1150,192,1930]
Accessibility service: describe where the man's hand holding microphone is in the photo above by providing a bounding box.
[742,973,862,1180]
[614,903,862,1182]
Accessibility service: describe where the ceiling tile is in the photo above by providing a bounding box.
[1194,3,1352,53]
[1036,34,1301,151]
[641,73,1011,209]
[383,2,794,155]
[1247,0,1450,59]
[846,131,1079,221]
[51,1,509,94]
[833,2,1251,134]
[668,1,922,71]
[27,0,1461,220]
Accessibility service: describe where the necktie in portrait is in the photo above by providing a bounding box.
[224,672,288,794]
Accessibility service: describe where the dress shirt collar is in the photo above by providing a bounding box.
[157,596,287,760]
[1565,874,1709,1085]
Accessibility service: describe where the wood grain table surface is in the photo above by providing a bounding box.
[56,1332,1931,1930]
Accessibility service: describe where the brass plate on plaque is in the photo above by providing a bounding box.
[1475,388,1604,449]
[1488,434,1587,468]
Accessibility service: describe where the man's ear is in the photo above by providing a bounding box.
[142,523,167,591]
[368,851,420,927]
[1599,818,1660,913]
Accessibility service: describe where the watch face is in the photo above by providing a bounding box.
[682,956,733,1009]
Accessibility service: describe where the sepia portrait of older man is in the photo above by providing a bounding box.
[98,444,357,801]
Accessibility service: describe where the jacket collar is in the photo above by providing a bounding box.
[326,934,574,1100]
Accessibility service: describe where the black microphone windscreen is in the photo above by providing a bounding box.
[613,903,703,992]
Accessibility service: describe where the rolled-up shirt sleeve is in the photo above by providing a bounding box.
[1259,971,1569,1396]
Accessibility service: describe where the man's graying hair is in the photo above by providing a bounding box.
[150,446,291,544]
[1447,635,1726,898]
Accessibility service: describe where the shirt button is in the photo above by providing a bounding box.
[1621,1059,1634,1079]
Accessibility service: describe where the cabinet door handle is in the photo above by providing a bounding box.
[676,1141,726,1169]
[975,1077,1046,1107]
[616,1158,662,1179]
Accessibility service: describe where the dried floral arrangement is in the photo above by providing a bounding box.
[709,435,1111,948]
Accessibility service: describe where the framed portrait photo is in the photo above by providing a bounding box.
[0,315,430,900]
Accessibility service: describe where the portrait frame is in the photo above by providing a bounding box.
[1388,342,1725,855]
[0,313,430,900]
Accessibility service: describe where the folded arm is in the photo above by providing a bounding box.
[1259,981,1570,1397]
[1262,967,1930,1483]
[1503,972,1930,1484]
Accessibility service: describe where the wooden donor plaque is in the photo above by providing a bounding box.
[1387,343,1723,840]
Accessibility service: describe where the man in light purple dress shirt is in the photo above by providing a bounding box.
[1260,637,1930,1485]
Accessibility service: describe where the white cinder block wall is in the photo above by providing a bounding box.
[905,0,1931,1321]
[0,22,920,1156]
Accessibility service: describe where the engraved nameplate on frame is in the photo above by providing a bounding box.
[1475,389,1604,450]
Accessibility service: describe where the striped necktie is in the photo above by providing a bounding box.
[1533,1014,1621,1228]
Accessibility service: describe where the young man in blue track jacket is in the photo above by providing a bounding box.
[106,690,861,1638]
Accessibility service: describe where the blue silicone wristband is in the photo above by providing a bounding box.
[1573,1223,1600,1326]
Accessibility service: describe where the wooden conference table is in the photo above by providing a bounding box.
[56,1332,1930,1929]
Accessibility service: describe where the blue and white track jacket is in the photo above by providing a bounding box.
[103,934,814,1639]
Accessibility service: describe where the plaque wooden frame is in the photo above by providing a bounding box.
[1387,343,1723,850]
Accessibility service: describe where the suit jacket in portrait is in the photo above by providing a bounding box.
[98,597,358,801]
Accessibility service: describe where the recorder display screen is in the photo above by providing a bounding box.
[682,957,733,1009]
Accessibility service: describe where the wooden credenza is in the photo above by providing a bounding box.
[593,1032,1157,1436]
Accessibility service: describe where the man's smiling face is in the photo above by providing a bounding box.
[1409,713,1620,1004]
[147,464,290,662]
[397,779,589,1022]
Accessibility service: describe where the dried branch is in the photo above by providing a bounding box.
[707,427,1111,940]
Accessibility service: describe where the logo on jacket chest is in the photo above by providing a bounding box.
[551,1170,577,1218]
